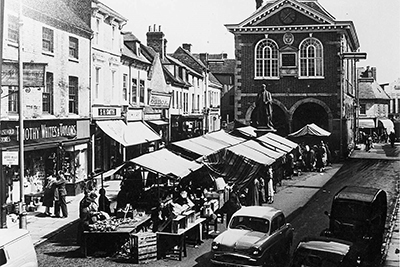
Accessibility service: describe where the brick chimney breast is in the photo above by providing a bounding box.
[146,24,165,59]
[182,43,192,52]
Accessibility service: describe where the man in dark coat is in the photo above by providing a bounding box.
[54,172,68,218]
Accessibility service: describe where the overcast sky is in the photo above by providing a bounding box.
[101,0,400,84]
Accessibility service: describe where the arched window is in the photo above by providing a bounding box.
[255,39,279,78]
[299,38,324,77]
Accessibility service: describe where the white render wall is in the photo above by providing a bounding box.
[2,8,90,119]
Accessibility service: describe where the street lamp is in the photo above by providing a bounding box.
[341,52,367,153]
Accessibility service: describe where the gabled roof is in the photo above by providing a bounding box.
[121,44,151,65]
[167,54,203,78]
[359,79,390,100]
[209,72,223,89]
[225,0,359,50]
[209,59,236,74]
[173,46,208,72]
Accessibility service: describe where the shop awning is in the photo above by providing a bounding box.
[235,126,257,138]
[378,119,394,133]
[147,120,169,126]
[129,148,202,178]
[171,139,216,158]
[125,121,161,146]
[227,140,283,166]
[358,119,375,129]
[96,120,130,146]
[259,133,298,152]
[203,130,246,146]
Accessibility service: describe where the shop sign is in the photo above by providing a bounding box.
[1,62,45,87]
[92,106,121,118]
[149,94,171,109]
[126,109,142,122]
[0,120,77,143]
[144,113,162,121]
[2,151,18,165]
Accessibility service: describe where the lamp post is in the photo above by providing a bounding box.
[341,52,367,153]
[18,0,27,229]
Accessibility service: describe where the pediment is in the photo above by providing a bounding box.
[238,0,335,28]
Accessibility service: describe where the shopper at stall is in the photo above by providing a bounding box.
[389,131,396,148]
[54,171,68,218]
[217,192,241,227]
[42,172,56,216]
[171,189,195,216]
[98,188,111,215]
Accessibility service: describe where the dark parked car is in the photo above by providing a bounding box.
[211,206,294,267]
[291,236,361,267]
[321,186,387,264]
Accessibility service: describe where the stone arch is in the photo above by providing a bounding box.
[289,98,333,133]
[245,99,290,136]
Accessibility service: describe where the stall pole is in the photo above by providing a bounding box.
[18,0,27,229]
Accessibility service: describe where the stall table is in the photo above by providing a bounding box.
[157,217,206,261]
[82,214,151,257]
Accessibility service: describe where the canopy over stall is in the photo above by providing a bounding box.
[169,130,246,161]
[378,118,394,134]
[129,148,202,179]
[288,123,331,138]
[257,132,298,153]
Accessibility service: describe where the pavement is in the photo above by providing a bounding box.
[5,141,399,267]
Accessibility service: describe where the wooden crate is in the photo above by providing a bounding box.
[131,232,157,264]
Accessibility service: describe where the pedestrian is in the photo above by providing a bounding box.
[217,192,241,227]
[77,189,90,247]
[54,171,68,218]
[389,131,396,148]
[259,176,266,204]
[253,177,261,206]
[267,167,274,204]
[42,172,56,216]
[285,153,294,179]
[98,187,111,215]
[314,145,324,172]
[320,141,327,167]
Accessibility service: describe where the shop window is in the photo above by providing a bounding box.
[68,76,78,114]
[43,72,54,114]
[69,36,79,60]
[254,39,279,79]
[42,27,54,53]
[8,15,18,43]
[299,38,324,78]
[94,67,100,100]
[360,104,366,115]
[8,86,18,113]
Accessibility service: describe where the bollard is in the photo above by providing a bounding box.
[19,202,27,229]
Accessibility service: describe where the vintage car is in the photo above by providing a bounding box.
[321,186,387,264]
[211,206,294,267]
[291,236,361,267]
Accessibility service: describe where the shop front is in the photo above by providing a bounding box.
[0,118,90,209]
[171,114,204,142]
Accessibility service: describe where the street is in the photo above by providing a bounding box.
[34,157,399,267]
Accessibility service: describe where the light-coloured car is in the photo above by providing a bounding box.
[0,229,38,267]
[211,206,294,267]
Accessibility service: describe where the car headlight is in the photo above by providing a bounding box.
[212,241,219,250]
[252,247,261,256]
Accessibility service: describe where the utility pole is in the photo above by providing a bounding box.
[18,0,27,229]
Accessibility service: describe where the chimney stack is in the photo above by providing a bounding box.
[146,24,166,59]
[182,43,192,52]
[256,0,264,9]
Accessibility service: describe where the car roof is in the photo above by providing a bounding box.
[298,237,352,256]
[335,186,382,203]
[0,229,31,247]
[232,206,281,220]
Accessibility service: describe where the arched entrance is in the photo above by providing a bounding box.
[246,101,289,136]
[291,102,329,132]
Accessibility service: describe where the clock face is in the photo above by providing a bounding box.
[279,8,296,24]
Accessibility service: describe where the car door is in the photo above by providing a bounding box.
[268,213,285,258]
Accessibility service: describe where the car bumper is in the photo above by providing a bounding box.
[211,258,263,267]
[211,253,263,267]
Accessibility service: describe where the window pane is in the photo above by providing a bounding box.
[69,76,78,114]
[42,27,54,52]
[69,37,78,59]
[43,72,53,113]
[8,86,18,112]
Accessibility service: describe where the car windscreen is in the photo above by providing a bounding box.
[229,216,270,233]
[331,200,371,221]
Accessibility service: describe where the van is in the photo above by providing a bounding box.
[322,186,387,264]
[0,229,38,267]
